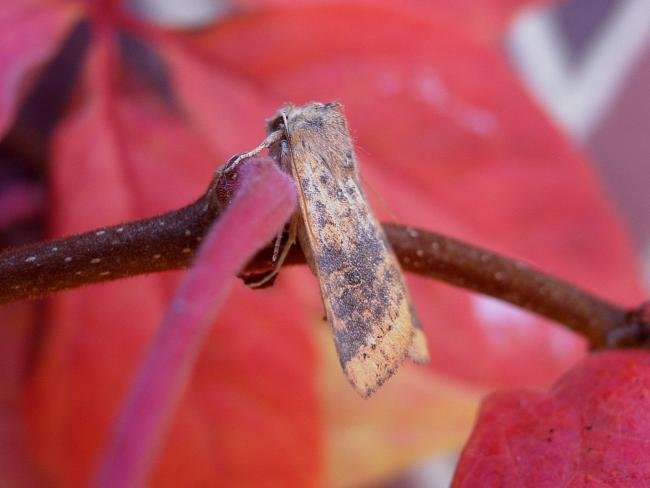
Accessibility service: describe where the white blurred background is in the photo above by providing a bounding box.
[510,0,650,294]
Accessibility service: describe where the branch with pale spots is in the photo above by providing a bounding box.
[0,163,648,350]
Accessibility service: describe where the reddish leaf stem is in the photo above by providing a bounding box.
[93,157,297,488]
[0,165,647,349]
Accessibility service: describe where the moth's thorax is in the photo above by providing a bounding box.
[284,102,343,132]
[274,102,359,179]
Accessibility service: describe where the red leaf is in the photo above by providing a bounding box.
[157,3,643,388]
[0,0,80,137]
[26,37,319,486]
[95,157,297,487]
[453,350,650,487]
[152,36,275,159]
[228,0,557,43]
[0,181,44,230]
[0,303,43,487]
[20,2,645,485]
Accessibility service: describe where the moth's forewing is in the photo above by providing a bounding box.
[408,306,430,364]
[275,102,428,397]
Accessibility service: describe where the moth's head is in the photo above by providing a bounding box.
[266,102,343,135]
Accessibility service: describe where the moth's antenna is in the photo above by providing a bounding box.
[349,133,400,222]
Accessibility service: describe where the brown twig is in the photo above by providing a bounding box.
[0,169,647,349]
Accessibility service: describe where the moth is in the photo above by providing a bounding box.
[225,102,429,397]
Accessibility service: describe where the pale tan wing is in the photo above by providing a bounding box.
[282,102,424,397]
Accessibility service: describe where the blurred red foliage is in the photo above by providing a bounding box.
[0,0,646,485]
[454,351,650,487]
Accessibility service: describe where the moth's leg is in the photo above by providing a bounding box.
[248,213,299,288]
[220,129,284,175]
[272,228,283,262]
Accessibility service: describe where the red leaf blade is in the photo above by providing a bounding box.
[453,351,650,486]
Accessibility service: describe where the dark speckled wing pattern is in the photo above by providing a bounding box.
[273,102,429,397]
